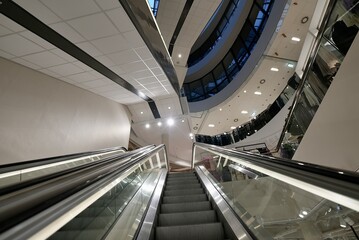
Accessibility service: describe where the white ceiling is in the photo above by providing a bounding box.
[0,0,176,104]
[191,0,318,136]
[0,0,320,166]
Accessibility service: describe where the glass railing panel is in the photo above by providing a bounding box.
[194,147,359,239]
[48,168,153,240]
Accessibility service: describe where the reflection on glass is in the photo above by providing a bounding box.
[194,149,359,239]
[279,0,357,159]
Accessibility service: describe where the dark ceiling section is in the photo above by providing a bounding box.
[119,0,181,96]
[168,0,194,55]
[0,0,161,119]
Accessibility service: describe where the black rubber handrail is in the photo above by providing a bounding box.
[0,144,163,234]
[0,146,127,174]
[0,145,154,195]
[193,142,359,202]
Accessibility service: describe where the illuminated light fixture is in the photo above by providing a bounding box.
[231,126,236,129]
[298,162,304,166]
[299,214,304,218]
[168,106,171,110]
[254,91,262,95]
[167,118,174,126]
[251,112,256,117]
[145,123,150,129]
[340,217,346,228]
[190,136,194,140]
[338,171,344,174]
[270,67,279,72]
[208,124,215,128]
[224,132,227,135]
[287,63,295,68]
[178,54,182,58]
[219,108,222,111]
[157,122,162,126]
[244,90,247,93]
[181,119,185,123]
[139,91,146,98]
[189,133,194,137]
[291,37,301,42]
[140,111,143,114]
[241,110,248,114]
[302,211,308,215]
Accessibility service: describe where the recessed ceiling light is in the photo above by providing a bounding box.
[208,124,215,127]
[140,111,143,114]
[259,79,266,84]
[244,90,247,93]
[287,63,294,68]
[251,112,256,117]
[168,106,171,110]
[167,118,174,126]
[219,108,222,111]
[181,119,185,123]
[223,132,227,135]
[234,118,238,122]
[302,211,308,215]
[178,54,182,58]
[138,91,146,98]
[241,110,248,114]
[270,67,279,72]
[254,91,262,95]
[231,126,236,129]
[189,133,194,137]
[145,123,150,128]
[299,214,304,218]
[157,122,162,126]
[291,37,301,42]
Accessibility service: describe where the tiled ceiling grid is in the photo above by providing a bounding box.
[0,0,176,104]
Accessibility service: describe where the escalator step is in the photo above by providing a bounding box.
[164,188,203,196]
[165,183,201,190]
[161,201,211,213]
[159,210,217,226]
[166,177,198,182]
[165,179,199,186]
[156,222,224,240]
[162,194,207,204]
[167,173,195,177]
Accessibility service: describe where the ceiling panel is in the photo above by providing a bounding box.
[39,0,100,20]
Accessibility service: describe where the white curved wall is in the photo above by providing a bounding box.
[0,58,131,165]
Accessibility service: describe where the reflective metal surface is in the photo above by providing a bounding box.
[136,169,167,240]
[196,165,253,240]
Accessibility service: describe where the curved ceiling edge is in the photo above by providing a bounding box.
[119,0,181,96]
[186,0,253,81]
[188,0,288,113]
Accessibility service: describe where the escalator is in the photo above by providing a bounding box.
[156,172,226,240]
[0,143,358,240]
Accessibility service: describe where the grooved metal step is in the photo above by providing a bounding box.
[165,179,199,186]
[164,188,204,196]
[166,177,198,182]
[161,201,211,213]
[159,210,217,226]
[165,183,201,190]
[162,194,208,204]
[156,222,224,240]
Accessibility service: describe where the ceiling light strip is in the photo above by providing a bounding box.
[119,0,181,96]
[0,0,162,119]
